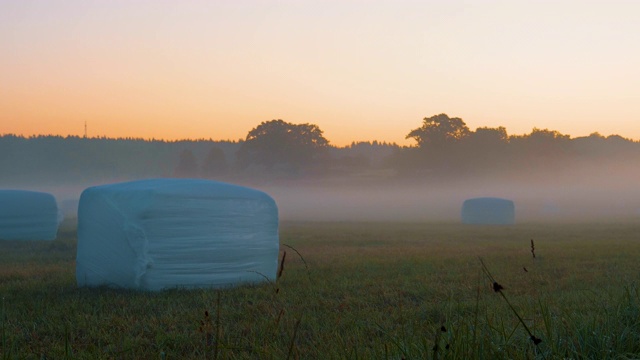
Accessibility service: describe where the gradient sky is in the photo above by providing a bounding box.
[1,0,639,146]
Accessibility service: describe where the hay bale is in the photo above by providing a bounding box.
[461,197,515,225]
[76,179,279,291]
[0,190,61,240]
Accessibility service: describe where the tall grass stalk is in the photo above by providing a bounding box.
[479,258,545,357]
[1,297,6,360]
[471,270,482,357]
[286,317,301,360]
[214,291,221,360]
[283,244,309,274]
[64,321,71,359]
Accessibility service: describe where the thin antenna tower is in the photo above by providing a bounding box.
[84,121,87,138]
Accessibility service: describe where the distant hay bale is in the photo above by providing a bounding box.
[0,190,62,240]
[76,178,279,291]
[461,197,515,225]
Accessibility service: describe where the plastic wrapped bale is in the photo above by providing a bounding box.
[461,197,515,225]
[76,179,279,291]
[0,190,62,240]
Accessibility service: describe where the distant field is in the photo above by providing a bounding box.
[1,220,640,359]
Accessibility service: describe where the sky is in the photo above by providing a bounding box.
[1,0,639,146]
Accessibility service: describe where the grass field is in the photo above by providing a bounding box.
[1,220,640,359]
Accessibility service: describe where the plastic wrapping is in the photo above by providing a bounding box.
[0,190,62,240]
[76,179,279,291]
[461,197,515,225]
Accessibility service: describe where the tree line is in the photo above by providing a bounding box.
[1,114,638,186]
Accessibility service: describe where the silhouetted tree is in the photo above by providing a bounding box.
[461,126,511,174]
[400,114,472,177]
[236,119,330,172]
[510,128,571,156]
[201,146,228,178]
[469,126,508,144]
[174,149,198,178]
[523,128,570,142]
[406,114,471,147]
[505,128,573,177]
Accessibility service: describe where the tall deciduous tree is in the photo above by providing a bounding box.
[470,126,509,144]
[174,149,198,178]
[237,119,330,171]
[406,113,471,147]
[201,146,228,178]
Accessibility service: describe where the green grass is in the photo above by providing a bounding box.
[2,219,640,359]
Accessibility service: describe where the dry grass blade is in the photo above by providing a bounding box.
[1,297,6,359]
[479,257,502,292]
[479,258,545,352]
[214,292,221,360]
[278,251,287,279]
[286,317,302,360]
[275,309,285,326]
[246,270,275,286]
[283,244,309,272]
[531,239,536,259]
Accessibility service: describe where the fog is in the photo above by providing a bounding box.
[262,178,640,223]
[13,158,640,224]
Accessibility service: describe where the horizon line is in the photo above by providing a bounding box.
[1,129,638,146]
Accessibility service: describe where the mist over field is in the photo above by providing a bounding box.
[10,159,640,224]
[2,116,640,223]
[260,165,640,222]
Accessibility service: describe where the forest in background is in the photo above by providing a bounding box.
[1,114,638,187]
[3,114,640,221]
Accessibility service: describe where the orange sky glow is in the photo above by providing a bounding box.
[1,1,639,146]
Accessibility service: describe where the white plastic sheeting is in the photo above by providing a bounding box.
[0,190,62,240]
[461,197,515,225]
[76,179,279,291]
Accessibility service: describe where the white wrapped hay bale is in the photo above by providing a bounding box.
[461,197,515,225]
[76,179,279,291]
[0,190,62,240]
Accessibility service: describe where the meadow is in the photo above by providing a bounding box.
[1,220,640,359]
